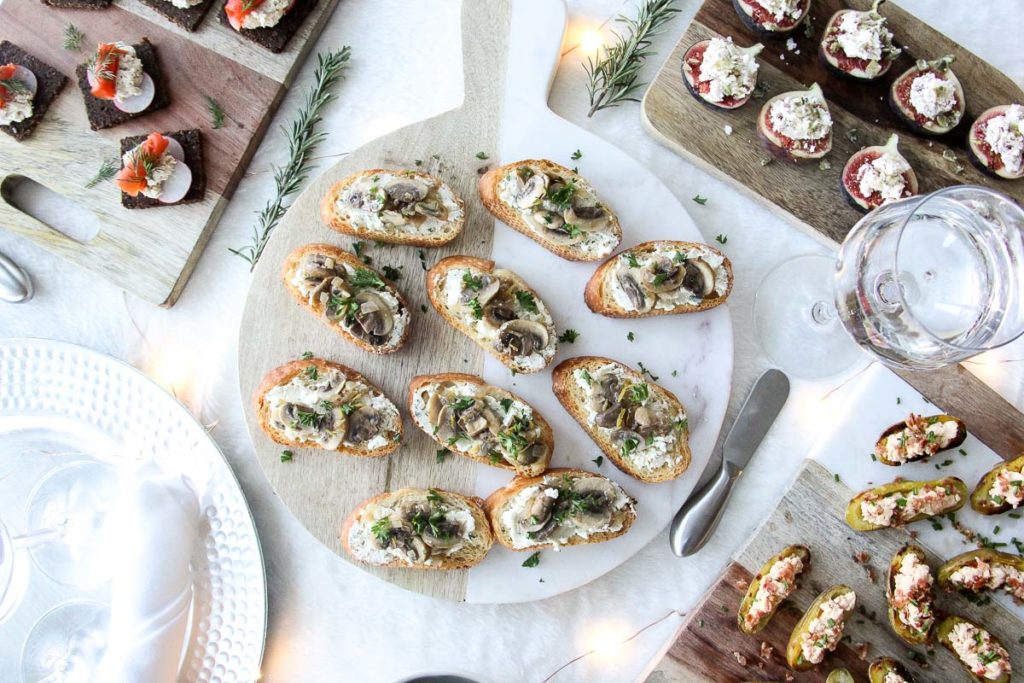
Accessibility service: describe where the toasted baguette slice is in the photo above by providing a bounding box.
[341,487,493,570]
[408,373,553,477]
[283,243,411,354]
[552,356,692,483]
[485,468,637,551]
[585,241,734,318]
[320,169,465,247]
[254,358,402,457]
[425,255,558,374]
[478,159,622,261]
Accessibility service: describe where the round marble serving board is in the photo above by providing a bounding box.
[237,0,733,603]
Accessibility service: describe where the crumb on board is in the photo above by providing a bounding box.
[724,124,733,136]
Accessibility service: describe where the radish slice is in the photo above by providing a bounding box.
[12,66,37,98]
[158,162,192,204]
[164,137,185,163]
[114,72,155,114]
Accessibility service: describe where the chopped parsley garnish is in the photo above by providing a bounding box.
[592,455,604,467]
[420,304,428,313]
[352,241,370,264]
[452,396,476,411]
[621,437,639,458]
[351,268,386,290]
[715,234,728,244]
[476,151,489,160]
[627,331,635,342]
[327,295,359,322]
[435,448,448,463]
[426,489,444,504]
[462,271,484,290]
[652,273,669,286]
[673,251,687,264]
[468,297,484,319]
[280,450,293,462]
[565,223,581,238]
[630,383,649,403]
[515,290,538,313]
[674,417,688,431]
[418,249,428,270]
[580,369,592,386]
[625,252,640,268]
[304,365,319,380]
[371,517,392,543]
[571,149,583,160]
[382,265,402,281]
[340,402,359,416]
[499,397,513,412]
[692,195,708,205]
[545,180,576,209]
[301,351,314,360]
[558,329,580,344]
[522,552,541,568]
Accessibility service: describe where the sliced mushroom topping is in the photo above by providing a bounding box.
[380,210,408,227]
[533,210,564,230]
[425,391,444,425]
[475,278,501,307]
[300,253,338,280]
[414,199,443,217]
[495,319,549,358]
[563,203,608,232]
[642,257,686,293]
[596,406,625,429]
[350,291,395,343]
[457,402,491,438]
[434,404,457,444]
[344,189,384,213]
[514,172,548,208]
[384,177,430,205]
[483,292,518,328]
[616,269,652,312]
[347,406,383,443]
[569,478,616,529]
[383,524,431,562]
[681,259,716,298]
[517,442,548,466]
[517,487,557,534]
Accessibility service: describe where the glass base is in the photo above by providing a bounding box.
[21,600,109,683]
[754,254,864,380]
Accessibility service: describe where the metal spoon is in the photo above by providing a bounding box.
[0,249,33,303]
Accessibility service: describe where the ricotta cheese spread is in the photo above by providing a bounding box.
[799,591,855,665]
[112,43,144,102]
[988,468,1024,508]
[0,88,32,126]
[608,245,729,313]
[876,416,958,463]
[857,152,911,205]
[497,166,619,258]
[949,557,1024,601]
[769,89,832,141]
[909,72,957,119]
[835,10,898,63]
[984,105,1024,176]
[948,622,1011,681]
[697,37,759,104]
[891,552,934,636]
[347,497,477,566]
[242,0,292,29]
[743,555,803,630]
[335,171,463,237]
[859,484,961,527]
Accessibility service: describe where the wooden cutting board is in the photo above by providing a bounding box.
[641,0,1024,462]
[0,0,338,306]
[642,461,1024,682]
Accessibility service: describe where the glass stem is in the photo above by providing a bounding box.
[12,525,63,550]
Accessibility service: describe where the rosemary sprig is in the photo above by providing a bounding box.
[63,23,85,51]
[583,0,679,117]
[85,158,118,189]
[204,95,226,129]
[230,48,352,269]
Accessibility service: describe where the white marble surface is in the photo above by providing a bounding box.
[1,1,1023,681]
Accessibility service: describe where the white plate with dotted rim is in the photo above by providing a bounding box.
[0,338,266,682]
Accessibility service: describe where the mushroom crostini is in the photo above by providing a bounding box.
[255,358,402,457]
[478,160,622,261]
[321,169,466,246]
[342,488,493,569]
[426,256,558,374]
[485,469,636,551]
[585,241,733,317]
[408,373,553,477]
[283,243,412,354]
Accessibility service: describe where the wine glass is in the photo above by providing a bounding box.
[755,185,1024,378]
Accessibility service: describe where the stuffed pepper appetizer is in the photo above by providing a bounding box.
[682,37,763,110]
[847,477,967,530]
[820,0,901,81]
[758,83,833,162]
[872,413,965,466]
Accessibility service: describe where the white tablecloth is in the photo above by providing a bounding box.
[2,1,1023,681]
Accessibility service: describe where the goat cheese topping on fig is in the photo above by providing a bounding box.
[835,10,898,62]
[799,591,855,665]
[499,474,633,550]
[769,89,832,141]
[573,364,688,474]
[443,267,556,372]
[265,366,400,450]
[860,484,961,527]
[757,0,804,22]
[609,245,729,313]
[857,152,911,205]
[883,673,907,683]
[892,553,934,636]
[988,468,1024,508]
[348,492,478,566]
[948,622,1011,681]
[876,415,958,463]
[949,557,1024,600]
[241,0,292,28]
[337,172,463,237]
[0,64,33,125]
[744,555,803,630]
[697,37,759,104]
[983,104,1024,176]
[909,72,957,119]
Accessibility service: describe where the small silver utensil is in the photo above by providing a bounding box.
[669,369,790,557]
[0,249,33,303]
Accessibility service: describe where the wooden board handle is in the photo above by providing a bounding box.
[460,0,511,118]
[505,0,567,111]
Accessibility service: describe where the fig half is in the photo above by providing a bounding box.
[732,0,810,38]
[889,56,966,135]
[841,134,918,212]
[757,82,833,162]
[682,37,763,110]
[820,0,901,81]
[967,104,1024,180]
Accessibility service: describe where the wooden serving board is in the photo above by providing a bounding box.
[641,0,1024,461]
[643,461,1024,682]
[0,0,338,306]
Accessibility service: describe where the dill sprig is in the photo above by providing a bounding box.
[230,48,352,270]
[63,23,85,51]
[85,158,118,189]
[204,95,226,129]
[583,0,679,118]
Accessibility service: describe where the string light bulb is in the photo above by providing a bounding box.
[579,28,605,55]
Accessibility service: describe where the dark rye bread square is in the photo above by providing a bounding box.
[41,0,113,7]
[218,0,318,53]
[75,38,170,130]
[119,129,206,209]
[139,0,217,32]
[0,41,68,142]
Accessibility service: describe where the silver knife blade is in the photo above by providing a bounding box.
[722,368,791,470]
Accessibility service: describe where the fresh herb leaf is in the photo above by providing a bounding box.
[515,290,538,313]
[85,158,118,189]
[371,517,392,543]
[476,151,489,160]
[301,351,314,360]
[522,551,541,568]
[592,455,604,467]
[580,369,592,386]
[205,95,226,129]
[462,271,483,291]
[280,450,293,462]
[468,297,483,319]
[63,23,85,51]
[558,329,580,344]
[625,252,640,268]
[692,195,708,205]
[627,331,635,342]
[435,448,448,463]
[715,234,728,244]
[499,398,513,412]
[418,249,428,270]
[637,361,658,381]
[571,149,583,160]
[382,265,402,281]
[351,268,386,290]
[304,365,318,380]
